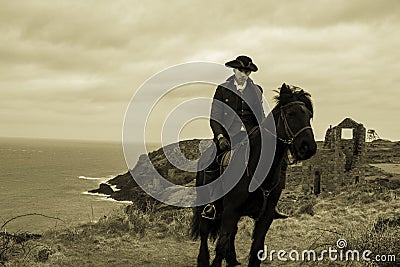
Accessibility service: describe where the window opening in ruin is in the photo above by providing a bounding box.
[341,128,353,139]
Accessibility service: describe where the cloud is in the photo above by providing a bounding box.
[0,0,399,141]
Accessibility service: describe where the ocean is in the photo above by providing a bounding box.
[0,137,149,233]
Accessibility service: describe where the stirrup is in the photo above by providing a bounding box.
[201,204,216,220]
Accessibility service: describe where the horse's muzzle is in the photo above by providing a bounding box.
[296,139,317,160]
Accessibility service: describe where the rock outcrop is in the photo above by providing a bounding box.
[89,139,213,208]
[88,183,114,195]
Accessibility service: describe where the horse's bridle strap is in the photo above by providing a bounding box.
[258,101,312,145]
[279,101,312,145]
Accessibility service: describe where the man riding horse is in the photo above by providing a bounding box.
[201,55,288,220]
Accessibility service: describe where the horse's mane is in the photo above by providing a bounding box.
[273,85,313,117]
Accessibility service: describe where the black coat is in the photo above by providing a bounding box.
[210,75,265,139]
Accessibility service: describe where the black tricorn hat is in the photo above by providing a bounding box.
[225,55,258,72]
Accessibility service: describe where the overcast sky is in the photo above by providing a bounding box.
[1,0,399,143]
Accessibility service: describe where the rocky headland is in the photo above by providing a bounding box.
[89,139,213,209]
[89,138,400,210]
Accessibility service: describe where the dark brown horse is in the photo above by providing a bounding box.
[191,83,317,267]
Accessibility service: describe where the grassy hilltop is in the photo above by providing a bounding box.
[1,139,399,266]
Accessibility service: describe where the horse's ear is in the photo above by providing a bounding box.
[280,83,292,97]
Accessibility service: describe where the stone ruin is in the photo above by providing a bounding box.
[288,118,366,195]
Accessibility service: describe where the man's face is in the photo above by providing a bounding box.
[233,68,251,84]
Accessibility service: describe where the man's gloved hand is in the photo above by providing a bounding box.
[218,136,230,151]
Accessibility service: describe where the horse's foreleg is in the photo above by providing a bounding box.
[211,233,228,267]
[198,218,211,267]
[198,232,210,267]
[248,204,275,267]
[211,208,240,267]
[227,228,241,266]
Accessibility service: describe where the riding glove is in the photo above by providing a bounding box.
[218,136,230,151]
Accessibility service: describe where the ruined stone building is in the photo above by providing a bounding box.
[289,118,366,195]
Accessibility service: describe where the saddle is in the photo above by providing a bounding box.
[201,150,231,187]
[216,149,233,174]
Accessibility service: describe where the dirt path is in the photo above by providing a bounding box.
[370,163,400,175]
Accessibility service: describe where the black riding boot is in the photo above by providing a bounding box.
[201,167,221,220]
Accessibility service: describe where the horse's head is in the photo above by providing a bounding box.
[270,83,317,160]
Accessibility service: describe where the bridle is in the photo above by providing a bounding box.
[263,101,312,145]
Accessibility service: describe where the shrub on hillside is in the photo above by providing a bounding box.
[296,200,315,216]
[340,217,399,267]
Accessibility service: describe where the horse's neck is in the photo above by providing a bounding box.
[273,141,288,166]
[271,110,288,164]
[247,128,288,188]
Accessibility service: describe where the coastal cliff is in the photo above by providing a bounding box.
[89,139,213,208]
[89,138,400,207]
